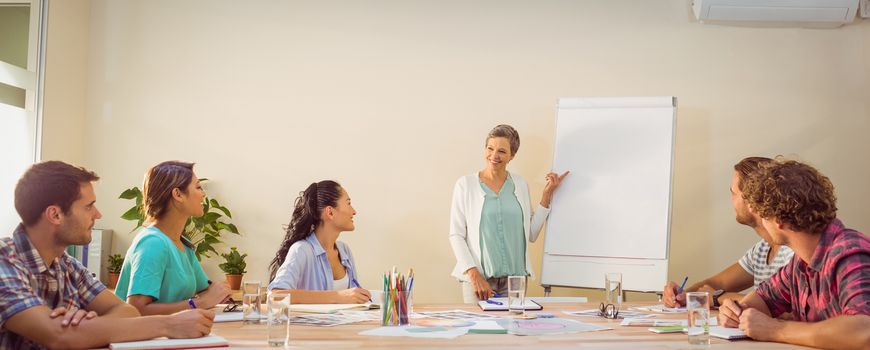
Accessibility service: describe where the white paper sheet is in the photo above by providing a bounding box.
[495,318,611,336]
[214,312,243,323]
[630,304,687,313]
[417,309,500,320]
[621,318,718,327]
[109,335,227,349]
[359,326,469,339]
[562,309,658,318]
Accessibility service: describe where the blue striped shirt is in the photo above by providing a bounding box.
[268,234,360,292]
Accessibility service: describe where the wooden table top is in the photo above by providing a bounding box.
[211,302,812,349]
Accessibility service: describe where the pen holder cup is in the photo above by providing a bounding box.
[382,290,411,326]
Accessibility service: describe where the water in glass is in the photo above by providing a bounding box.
[267,291,290,347]
[507,276,525,316]
[686,292,711,345]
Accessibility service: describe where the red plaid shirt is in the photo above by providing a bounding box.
[756,219,870,322]
[0,225,105,349]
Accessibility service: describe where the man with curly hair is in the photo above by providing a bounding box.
[662,157,794,308]
[718,158,870,350]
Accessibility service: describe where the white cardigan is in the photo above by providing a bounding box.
[448,172,550,282]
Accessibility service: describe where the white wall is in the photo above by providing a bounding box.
[41,0,870,303]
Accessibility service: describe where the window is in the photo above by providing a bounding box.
[0,0,45,236]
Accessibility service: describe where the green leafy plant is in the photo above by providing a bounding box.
[219,247,247,275]
[107,254,124,274]
[119,179,241,260]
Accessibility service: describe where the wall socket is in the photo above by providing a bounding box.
[862,0,870,18]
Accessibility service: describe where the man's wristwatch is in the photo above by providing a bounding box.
[712,289,725,307]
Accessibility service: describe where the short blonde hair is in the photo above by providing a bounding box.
[486,124,520,156]
[733,157,772,192]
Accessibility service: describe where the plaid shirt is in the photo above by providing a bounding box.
[756,219,870,322]
[0,224,106,349]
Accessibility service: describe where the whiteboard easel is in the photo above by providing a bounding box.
[541,97,676,295]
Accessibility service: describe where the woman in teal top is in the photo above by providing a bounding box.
[449,125,569,303]
[478,174,527,278]
[114,161,231,315]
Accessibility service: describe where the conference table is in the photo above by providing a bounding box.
[211,302,811,349]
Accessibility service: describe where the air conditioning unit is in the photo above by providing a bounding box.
[692,0,861,27]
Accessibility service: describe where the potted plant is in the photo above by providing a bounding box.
[107,254,124,289]
[219,247,247,290]
[119,178,241,260]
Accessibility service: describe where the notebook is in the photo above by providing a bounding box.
[477,298,542,311]
[709,326,750,340]
[214,312,244,322]
[109,335,228,349]
[289,303,378,314]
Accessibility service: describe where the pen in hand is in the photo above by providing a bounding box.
[676,276,688,295]
[732,300,742,314]
[351,277,372,302]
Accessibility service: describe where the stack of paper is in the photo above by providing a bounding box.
[289,303,377,314]
[631,304,687,313]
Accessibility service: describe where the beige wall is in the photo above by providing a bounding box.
[41,0,91,166]
[42,1,870,303]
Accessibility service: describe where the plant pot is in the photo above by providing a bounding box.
[226,274,243,290]
[107,272,120,289]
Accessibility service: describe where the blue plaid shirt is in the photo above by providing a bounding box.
[0,224,106,349]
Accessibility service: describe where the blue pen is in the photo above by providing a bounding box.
[351,278,372,302]
[676,276,689,295]
[485,293,504,305]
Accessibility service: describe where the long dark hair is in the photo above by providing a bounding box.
[269,180,343,282]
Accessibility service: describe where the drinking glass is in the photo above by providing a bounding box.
[507,276,526,316]
[266,290,291,347]
[686,291,711,345]
[604,272,622,317]
[242,281,262,324]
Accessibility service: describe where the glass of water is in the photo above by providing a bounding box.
[507,276,526,316]
[686,291,711,345]
[605,272,622,317]
[243,281,262,324]
[267,290,291,348]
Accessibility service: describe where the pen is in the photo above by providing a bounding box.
[351,277,372,302]
[187,298,197,309]
[676,276,688,295]
[484,299,503,305]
